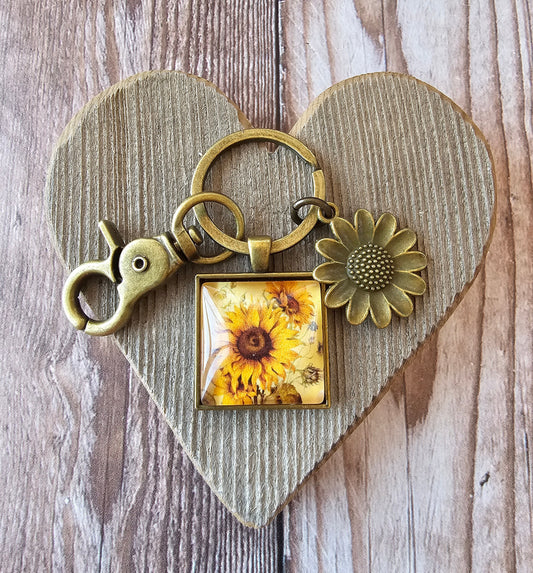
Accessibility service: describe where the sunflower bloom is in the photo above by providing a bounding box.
[262,383,303,405]
[265,281,315,327]
[212,371,256,405]
[219,303,300,392]
[313,209,427,328]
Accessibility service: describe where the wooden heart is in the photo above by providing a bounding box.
[46,71,495,527]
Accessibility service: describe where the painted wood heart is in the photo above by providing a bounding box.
[46,71,495,527]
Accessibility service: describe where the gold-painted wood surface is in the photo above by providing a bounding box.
[1,0,530,570]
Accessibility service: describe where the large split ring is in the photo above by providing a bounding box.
[191,129,325,255]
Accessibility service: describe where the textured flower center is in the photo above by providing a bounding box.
[346,244,394,291]
[285,295,300,315]
[237,327,273,360]
[302,365,321,386]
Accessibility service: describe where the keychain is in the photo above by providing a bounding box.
[63,129,427,409]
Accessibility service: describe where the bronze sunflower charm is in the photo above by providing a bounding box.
[313,209,427,328]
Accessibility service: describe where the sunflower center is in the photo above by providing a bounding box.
[285,295,300,315]
[237,327,273,360]
[346,244,394,291]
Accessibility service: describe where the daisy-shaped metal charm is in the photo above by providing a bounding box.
[313,209,427,328]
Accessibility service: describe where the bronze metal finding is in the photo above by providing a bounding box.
[313,208,428,328]
[62,193,245,336]
[191,129,326,265]
[290,197,337,225]
[195,272,330,410]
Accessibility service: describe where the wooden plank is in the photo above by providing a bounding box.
[0,1,282,571]
[281,1,532,572]
[469,0,533,570]
[1,0,528,570]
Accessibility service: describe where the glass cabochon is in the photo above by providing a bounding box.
[197,276,328,408]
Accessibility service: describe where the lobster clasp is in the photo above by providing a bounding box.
[62,220,193,336]
[62,192,245,336]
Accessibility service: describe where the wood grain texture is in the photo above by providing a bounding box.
[0,1,283,571]
[0,0,530,572]
[282,1,533,571]
[45,70,494,528]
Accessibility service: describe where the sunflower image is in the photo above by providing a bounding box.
[211,370,257,405]
[313,209,427,328]
[219,302,300,393]
[262,383,303,405]
[265,281,315,328]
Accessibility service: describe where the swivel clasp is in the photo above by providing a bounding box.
[62,220,198,336]
[62,192,245,336]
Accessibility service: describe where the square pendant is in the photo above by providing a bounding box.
[196,272,330,409]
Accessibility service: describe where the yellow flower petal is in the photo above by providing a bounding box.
[392,271,426,295]
[385,229,417,256]
[249,306,260,327]
[212,374,230,396]
[313,262,348,283]
[346,289,370,324]
[325,279,357,308]
[393,251,427,272]
[355,209,374,244]
[241,362,254,384]
[373,213,397,247]
[252,362,263,381]
[383,283,414,317]
[222,392,242,405]
[269,323,296,341]
[270,349,289,362]
[330,217,359,251]
[369,291,392,328]
[316,238,350,263]
[270,361,285,376]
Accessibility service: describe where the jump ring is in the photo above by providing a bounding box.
[171,192,245,265]
[291,197,336,225]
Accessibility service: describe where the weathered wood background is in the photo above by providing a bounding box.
[1,1,530,571]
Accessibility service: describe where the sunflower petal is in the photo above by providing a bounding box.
[385,229,417,256]
[392,271,426,295]
[324,279,357,308]
[373,213,397,247]
[316,238,350,263]
[270,361,285,376]
[252,362,263,381]
[346,289,370,324]
[330,217,359,251]
[249,306,260,327]
[369,291,392,328]
[393,251,427,272]
[313,262,348,283]
[355,209,375,244]
[222,393,242,405]
[241,363,254,384]
[383,283,414,317]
